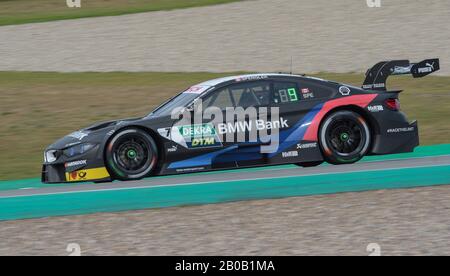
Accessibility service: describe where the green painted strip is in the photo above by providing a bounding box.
[363,143,450,162]
[1,144,449,192]
[0,165,449,221]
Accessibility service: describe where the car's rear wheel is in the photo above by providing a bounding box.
[319,110,371,165]
[105,128,158,181]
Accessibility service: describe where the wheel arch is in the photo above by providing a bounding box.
[103,125,165,177]
[318,104,380,152]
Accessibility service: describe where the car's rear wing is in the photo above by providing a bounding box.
[362,58,440,91]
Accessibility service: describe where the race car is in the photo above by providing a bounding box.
[42,58,440,183]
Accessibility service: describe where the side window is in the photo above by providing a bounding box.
[230,81,271,108]
[203,87,234,110]
[273,82,300,105]
[204,81,271,110]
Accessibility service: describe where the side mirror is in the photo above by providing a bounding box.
[186,98,201,113]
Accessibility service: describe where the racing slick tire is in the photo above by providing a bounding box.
[319,110,371,165]
[105,128,158,181]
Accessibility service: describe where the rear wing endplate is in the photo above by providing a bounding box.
[362,58,440,91]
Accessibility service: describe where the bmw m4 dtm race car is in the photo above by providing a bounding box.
[42,58,440,183]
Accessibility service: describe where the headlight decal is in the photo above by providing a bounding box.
[64,143,96,157]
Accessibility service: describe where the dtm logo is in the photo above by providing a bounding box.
[175,123,222,149]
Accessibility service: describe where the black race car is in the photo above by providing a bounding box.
[42,58,440,183]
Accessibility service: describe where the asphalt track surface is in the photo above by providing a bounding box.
[1,184,450,255]
[1,155,449,198]
[0,149,449,255]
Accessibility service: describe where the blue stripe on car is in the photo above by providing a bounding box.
[168,103,323,169]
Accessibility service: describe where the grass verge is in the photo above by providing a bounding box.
[0,71,449,180]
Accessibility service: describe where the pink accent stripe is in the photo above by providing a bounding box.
[303,94,378,141]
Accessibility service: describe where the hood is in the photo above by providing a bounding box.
[46,117,142,150]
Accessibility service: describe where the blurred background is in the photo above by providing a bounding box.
[0,0,449,255]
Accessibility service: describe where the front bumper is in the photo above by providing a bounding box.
[42,164,111,183]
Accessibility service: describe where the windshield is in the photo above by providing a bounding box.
[149,88,207,117]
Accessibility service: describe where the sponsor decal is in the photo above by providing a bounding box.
[297,142,318,150]
[373,83,385,88]
[418,67,432,74]
[339,86,351,96]
[282,151,299,158]
[387,127,415,133]
[417,62,436,74]
[191,137,217,147]
[217,118,289,135]
[362,83,385,90]
[173,123,222,149]
[184,85,210,94]
[368,105,384,112]
[235,75,269,82]
[68,170,87,181]
[68,131,89,141]
[65,167,110,182]
[65,160,87,168]
[167,145,178,153]
[393,65,413,75]
[301,88,314,99]
[180,124,216,137]
[175,167,205,173]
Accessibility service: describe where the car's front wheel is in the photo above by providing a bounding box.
[105,128,158,181]
[319,110,371,165]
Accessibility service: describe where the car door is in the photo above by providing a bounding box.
[197,80,274,168]
[220,81,273,167]
[197,84,240,169]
